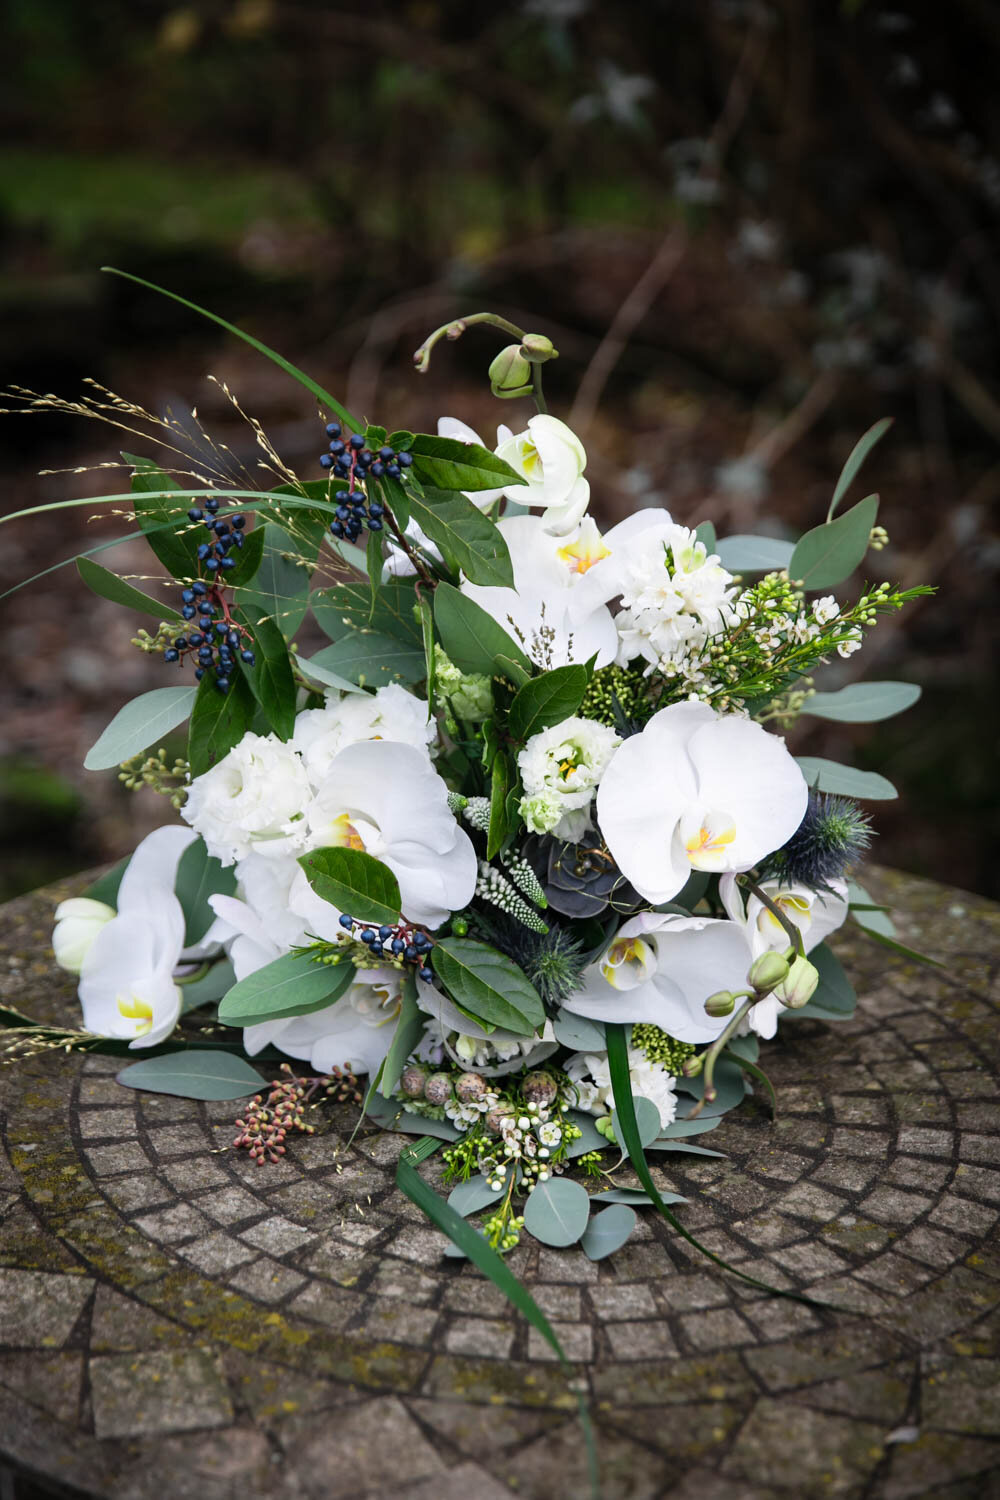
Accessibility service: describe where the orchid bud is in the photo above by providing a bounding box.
[519,333,558,364]
[747,950,790,996]
[773,955,820,1009]
[488,345,533,398]
[52,897,116,974]
[704,989,737,1018]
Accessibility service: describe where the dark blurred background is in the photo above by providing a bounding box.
[1,0,998,900]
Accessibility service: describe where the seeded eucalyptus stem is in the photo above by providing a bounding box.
[741,878,806,956]
[412,312,549,416]
[687,996,755,1119]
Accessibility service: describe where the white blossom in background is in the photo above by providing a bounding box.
[291,683,436,781]
[518,716,621,838]
[305,740,477,929]
[182,732,313,866]
[565,1044,679,1128]
[597,701,808,904]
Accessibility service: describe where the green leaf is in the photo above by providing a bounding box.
[312,578,423,648]
[366,524,384,610]
[375,472,411,533]
[378,975,426,1099]
[788,494,879,591]
[84,686,198,771]
[418,590,436,707]
[233,608,297,740]
[406,489,514,588]
[238,523,312,636]
[829,417,893,520]
[676,1057,747,1117]
[446,1173,506,1217]
[187,671,256,777]
[103,268,359,429]
[306,633,425,688]
[495,654,532,688]
[648,1141,726,1157]
[223,525,265,588]
[523,1177,591,1247]
[77,557,183,623]
[117,1049,267,1101]
[294,653,367,695]
[564,1111,609,1157]
[654,1115,723,1139]
[84,857,130,908]
[795,756,898,800]
[553,1014,605,1051]
[612,1095,661,1151]
[174,838,237,947]
[802,681,921,723]
[178,957,236,1013]
[433,582,532,678]
[694,520,717,552]
[431,938,545,1036]
[722,1049,778,1119]
[508,665,589,742]
[847,879,896,938]
[218,951,356,1028]
[126,455,201,581]
[297,847,402,926]
[715,535,795,572]
[487,752,514,860]
[589,1187,687,1206]
[580,1203,637,1261]
[407,434,526,492]
[854,927,943,968]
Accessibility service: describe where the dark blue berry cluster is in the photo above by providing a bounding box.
[163,498,255,695]
[318,423,413,543]
[337,912,434,983]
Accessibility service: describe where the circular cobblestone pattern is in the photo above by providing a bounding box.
[1,867,999,1499]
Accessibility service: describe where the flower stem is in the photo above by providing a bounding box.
[687,997,755,1119]
[412,313,528,374]
[742,879,806,955]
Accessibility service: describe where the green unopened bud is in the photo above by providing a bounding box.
[595,1114,615,1140]
[489,344,533,398]
[773,955,819,1009]
[519,332,558,364]
[682,1054,704,1078]
[451,916,469,937]
[704,990,737,1018]
[747,950,790,996]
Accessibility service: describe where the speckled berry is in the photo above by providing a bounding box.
[423,1072,453,1106]
[399,1065,428,1099]
[522,1071,558,1107]
[455,1072,487,1104]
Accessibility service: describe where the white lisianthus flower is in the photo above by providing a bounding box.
[597,701,808,904]
[461,515,618,670]
[291,684,436,782]
[495,415,591,535]
[182,732,313,866]
[304,740,477,928]
[52,897,115,973]
[76,825,203,1049]
[565,1044,679,1129]
[719,873,849,1038]
[243,973,404,1077]
[561,909,753,1044]
[518,716,621,840]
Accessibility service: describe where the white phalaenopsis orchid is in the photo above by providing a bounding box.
[597,702,808,904]
[461,514,619,669]
[76,826,210,1049]
[495,414,590,535]
[243,972,404,1077]
[560,909,754,1044]
[305,740,477,928]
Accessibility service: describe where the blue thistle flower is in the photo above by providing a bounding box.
[777,790,873,887]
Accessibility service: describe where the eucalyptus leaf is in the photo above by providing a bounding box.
[523,1176,590,1247]
[117,1049,266,1101]
[218,951,355,1028]
[589,1187,688,1206]
[829,417,893,520]
[298,847,402,926]
[795,756,898,800]
[655,1115,723,1139]
[294,653,367,696]
[431,938,545,1036]
[433,582,532,678]
[612,1095,661,1151]
[564,1111,609,1157]
[580,1203,637,1261]
[847,879,896,938]
[311,632,425,688]
[553,1014,606,1051]
[446,1173,506,1217]
[647,1141,726,1157]
[508,665,590,742]
[84,686,198,771]
[77,557,183,623]
[178,957,236,1013]
[365,1094,461,1140]
[694,520,717,552]
[803,681,921,723]
[174,838,237,947]
[788,494,879,590]
[715,535,795,572]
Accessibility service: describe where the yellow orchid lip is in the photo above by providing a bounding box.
[557,532,611,576]
[329,813,365,852]
[683,812,737,870]
[117,991,153,1035]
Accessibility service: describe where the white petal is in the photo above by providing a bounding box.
[686,716,808,870]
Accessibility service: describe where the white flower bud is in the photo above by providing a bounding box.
[52,897,116,974]
[773,955,820,1009]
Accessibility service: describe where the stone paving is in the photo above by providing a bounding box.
[1,866,998,1499]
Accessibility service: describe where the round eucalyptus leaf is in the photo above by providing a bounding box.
[523,1177,590,1247]
[611,1094,661,1152]
[580,1204,637,1261]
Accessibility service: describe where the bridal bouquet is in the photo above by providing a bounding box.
[6,283,930,1278]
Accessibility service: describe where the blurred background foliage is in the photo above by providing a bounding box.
[1,0,998,899]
